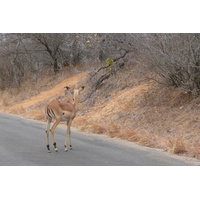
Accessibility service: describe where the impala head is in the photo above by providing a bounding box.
[64,86,85,94]
[64,86,85,104]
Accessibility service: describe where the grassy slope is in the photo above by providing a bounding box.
[1,69,200,159]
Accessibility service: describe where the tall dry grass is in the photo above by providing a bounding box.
[1,96,10,107]
[165,133,188,154]
[116,129,160,148]
[83,120,200,158]
[0,91,11,107]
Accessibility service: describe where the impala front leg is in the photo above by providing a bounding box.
[46,132,51,153]
[69,127,73,150]
[67,120,73,150]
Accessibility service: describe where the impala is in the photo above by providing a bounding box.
[45,86,84,152]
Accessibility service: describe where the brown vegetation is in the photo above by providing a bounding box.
[1,64,200,159]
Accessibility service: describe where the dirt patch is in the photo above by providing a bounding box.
[4,72,87,117]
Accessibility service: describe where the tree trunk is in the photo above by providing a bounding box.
[53,58,59,74]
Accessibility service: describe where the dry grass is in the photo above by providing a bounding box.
[165,133,188,154]
[0,91,11,108]
[1,96,10,107]
[1,65,200,159]
[116,129,160,148]
[90,124,106,134]
[190,141,200,159]
[73,70,200,158]
[27,109,45,120]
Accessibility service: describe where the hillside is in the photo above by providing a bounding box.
[1,68,200,159]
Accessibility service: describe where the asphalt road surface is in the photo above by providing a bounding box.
[0,112,199,166]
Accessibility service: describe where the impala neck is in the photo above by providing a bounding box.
[73,91,79,107]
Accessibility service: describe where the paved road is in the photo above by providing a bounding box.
[0,112,199,166]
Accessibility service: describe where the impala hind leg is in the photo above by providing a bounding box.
[46,117,52,153]
[64,120,72,151]
[50,119,60,152]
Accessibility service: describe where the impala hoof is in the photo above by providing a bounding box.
[48,150,51,153]
[65,149,68,152]
[55,149,58,152]
[70,147,73,150]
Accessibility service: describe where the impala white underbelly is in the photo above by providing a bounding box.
[60,111,75,122]
[61,116,70,122]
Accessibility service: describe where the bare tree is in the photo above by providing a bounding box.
[89,33,135,89]
[29,33,67,74]
[134,33,200,94]
[0,34,27,88]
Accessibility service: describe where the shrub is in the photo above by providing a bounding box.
[135,34,200,95]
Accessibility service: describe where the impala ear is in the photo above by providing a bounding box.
[79,86,85,91]
[64,86,70,90]
[64,86,73,95]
